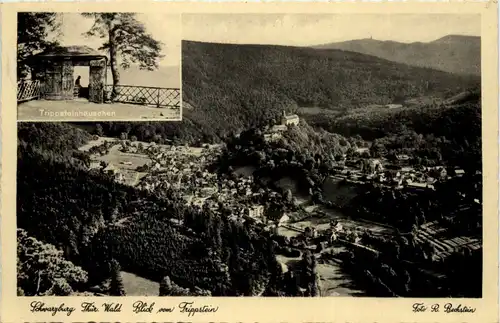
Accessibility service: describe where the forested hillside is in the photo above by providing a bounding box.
[308,88,481,168]
[181,40,478,141]
[17,123,282,296]
[314,35,481,76]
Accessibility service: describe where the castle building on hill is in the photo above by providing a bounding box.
[281,110,299,126]
[266,110,300,140]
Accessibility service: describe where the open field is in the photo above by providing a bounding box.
[277,226,302,238]
[296,107,339,115]
[97,147,150,186]
[98,151,150,171]
[317,258,366,297]
[121,271,159,296]
[82,140,152,186]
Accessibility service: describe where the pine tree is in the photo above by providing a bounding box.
[159,276,191,296]
[82,13,163,97]
[109,259,126,296]
[159,276,173,296]
[17,13,61,79]
[95,124,104,136]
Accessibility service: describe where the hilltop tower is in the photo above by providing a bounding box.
[281,109,300,126]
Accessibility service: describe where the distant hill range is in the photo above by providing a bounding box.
[106,65,180,88]
[313,35,480,76]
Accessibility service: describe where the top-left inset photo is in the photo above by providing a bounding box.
[16,12,182,121]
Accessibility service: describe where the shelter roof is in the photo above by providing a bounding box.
[33,45,107,60]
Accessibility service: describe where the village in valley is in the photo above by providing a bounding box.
[77,109,481,296]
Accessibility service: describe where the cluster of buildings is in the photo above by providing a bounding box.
[137,149,214,191]
[135,144,291,228]
[284,219,373,255]
[331,153,466,192]
[83,136,293,231]
[86,140,117,158]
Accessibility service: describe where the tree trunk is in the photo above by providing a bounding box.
[109,31,120,100]
[36,270,42,295]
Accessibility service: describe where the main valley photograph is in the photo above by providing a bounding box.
[17,13,482,297]
[17,12,181,121]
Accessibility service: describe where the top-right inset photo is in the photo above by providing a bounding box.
[180,13,482,298]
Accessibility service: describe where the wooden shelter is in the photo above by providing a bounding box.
[30,45,107,103]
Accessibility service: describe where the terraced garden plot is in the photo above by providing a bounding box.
[415,221,481,260]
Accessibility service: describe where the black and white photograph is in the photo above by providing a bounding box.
[17,13,483,299]
[16,12,181,121]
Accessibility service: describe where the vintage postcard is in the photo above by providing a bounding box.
[1,1,498,323]
[15,12,182,121]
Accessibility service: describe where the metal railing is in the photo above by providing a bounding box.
[104,84,180,108]
[17,81,181,109]
[17,80,42,102]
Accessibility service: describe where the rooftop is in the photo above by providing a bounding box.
[271,125,287,132]
[33,45,107,59]
[407,182,434,189]
[104,163,116,172]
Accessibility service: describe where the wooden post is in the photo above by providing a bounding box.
[89,59,105,103]
[157,89,160,108]
[36,80,40,99]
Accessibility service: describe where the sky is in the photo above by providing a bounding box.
[182,14,481,46]
[49,13,181,67]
